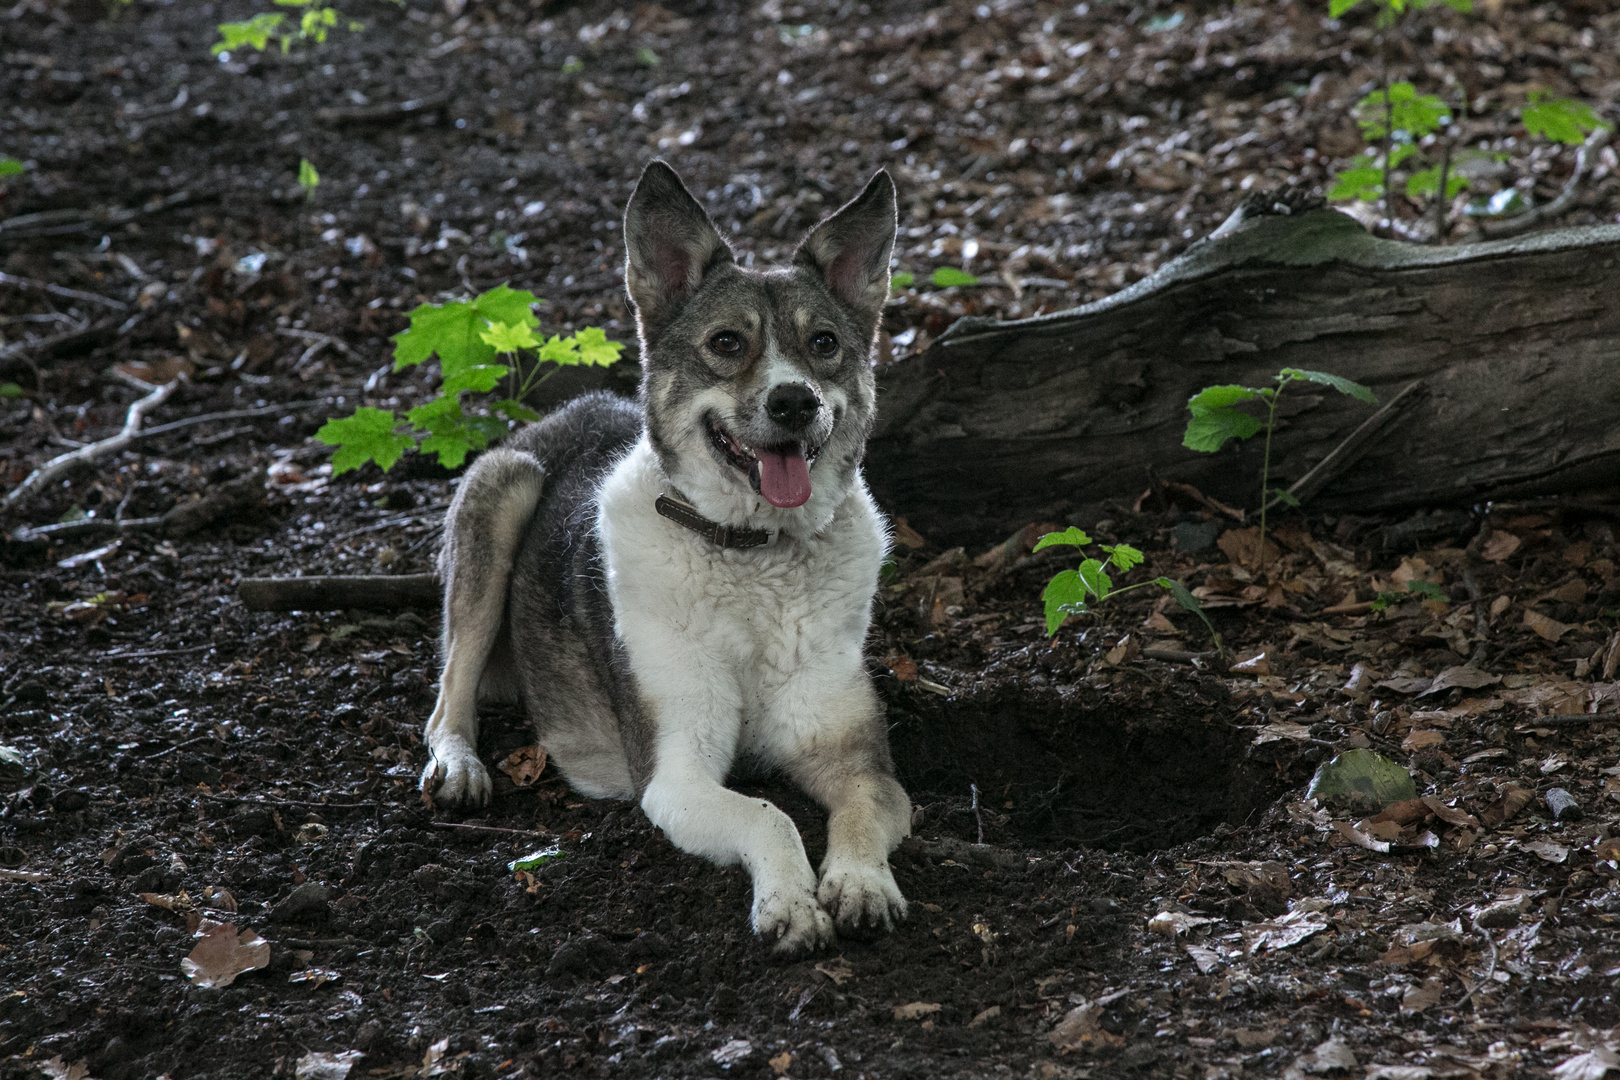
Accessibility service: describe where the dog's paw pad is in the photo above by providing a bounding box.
[818,863,906,936]
[752,889,834,956]
[419,737,492,808]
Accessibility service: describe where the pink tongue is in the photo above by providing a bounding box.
[757,445,812,508]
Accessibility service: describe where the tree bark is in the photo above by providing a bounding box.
[864,209,1620,548]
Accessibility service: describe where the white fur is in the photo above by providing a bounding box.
[597,436,904,950]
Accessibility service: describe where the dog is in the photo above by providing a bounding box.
[419,160,911,953]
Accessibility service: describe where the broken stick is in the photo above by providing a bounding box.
[238,573,440,612]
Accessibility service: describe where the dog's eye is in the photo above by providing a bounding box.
[809,333,838,357]
[708,331,743,356]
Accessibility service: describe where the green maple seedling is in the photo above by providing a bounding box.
[1033,527,1221,654]
[316,284,623,474]
[1183,368,1377,567]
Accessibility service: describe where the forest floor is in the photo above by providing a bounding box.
[3,0,1620,1078]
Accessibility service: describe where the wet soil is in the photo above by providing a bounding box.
[4,1,1620,1078]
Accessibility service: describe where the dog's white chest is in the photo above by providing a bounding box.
[597,439,883,761]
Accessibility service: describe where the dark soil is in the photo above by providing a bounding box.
[4,1,1620,1078]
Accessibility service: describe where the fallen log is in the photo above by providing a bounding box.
[865,209,1620,547]
[238,573,439,612]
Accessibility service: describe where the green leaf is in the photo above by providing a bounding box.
[0,382,22,398]
[0,157,23,178]
[1186,384,1259,415]
[315,407,414,474]
[298,157,320,195]
[1329,0,1365,13]
[479,320,540,354]
[419,431,474,470]
[1043,569,1087,636]
[393,285,540,378]
[1032,526,1092,553]
[1406,579,1446,602]
[931,267,979,288]
[1101,543,1145,572]
[1183,409,1264,452]
[889,271,915,291]
[507,845,565,872]
[637,46,660,66]
[1306,748,1417,811]
[1405,164,1470,199]
[213,12,286,54]
[1522,94,1611,146]
[1271,487,1302,508]
[1076,557,1113,602]
[440,363,509,397]
[570,326,624,367]
[1278,369,1378,403]
[492,399,542,423]
[1355,82,1450,142]
[1154,576,1223,654]
[1327,158,1384,203]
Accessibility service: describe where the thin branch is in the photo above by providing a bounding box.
[4,378,179,507]
[1476,128,1612,241]
[1261,381,1425,513]
[0,270,129,311]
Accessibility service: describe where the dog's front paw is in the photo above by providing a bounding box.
[818,861,906,936]
[752,887,834,956]
[420,735,491,808]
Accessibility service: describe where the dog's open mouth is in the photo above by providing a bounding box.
[707,417,821,509]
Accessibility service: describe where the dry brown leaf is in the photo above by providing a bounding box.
[887,655,918,682]
[814,957,855,985]
[1048,1000,1107,1051]
[1420,797,1481,830]
[180,919,270,988]
[768,1051,795,1075]
[1392,557,1441,588]
[1544,579,1588,605]
[893,1001,942,1021]
[1401,730,1446,751]
[891,517,926,550]
[1217,527,1281,571]
[1602,631,1620,681]
[1400,978,1445,1014]
[1524,610,1573,643]
[1229,651,1271,676]
[294,1049,364,1080]
[968,1005,1002,1027]
[140,890,193,911]
[1522,838,1570,863]
[1422,666,1502,695]
[1333,820,1390,853]
[1104,635,1140,667]
[1481,784,1534,828]
[497,745,547,787]
[1481,532,1522,563]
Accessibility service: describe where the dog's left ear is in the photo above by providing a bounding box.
[793,171,897,323]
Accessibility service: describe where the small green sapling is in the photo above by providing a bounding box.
[316,284,622,474]
[1034,526,1220,652]
[1183,368,1377,564]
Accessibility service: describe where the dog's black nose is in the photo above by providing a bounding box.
[765,383,819,431]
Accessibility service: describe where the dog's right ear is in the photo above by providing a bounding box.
[623,161,733,334]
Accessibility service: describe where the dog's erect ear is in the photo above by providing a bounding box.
[623,161,733,333]
[793,171,897,322]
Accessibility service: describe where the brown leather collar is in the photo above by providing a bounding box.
[655,494,772,549]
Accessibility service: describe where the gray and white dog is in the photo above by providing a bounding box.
[419,161,911,953]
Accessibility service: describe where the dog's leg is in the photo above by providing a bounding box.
[640,742,834,955]
[784,679,911,935]
[420,447,545,808]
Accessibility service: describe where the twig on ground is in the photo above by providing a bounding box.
[1476,129,1612,240]
[0,270,129,311]
[429,821,553,840]
[1142,648,1217,664]
[1454,921,1498,1010]
[101,643,215,660]
[275,327,360,367]
[0,313,125,362]
[137,399,322,439]
[13,515,167,540]
[3,377,179,507]
[900,836,1026,871]
[970,782,985,845]
[238,573,441,612]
